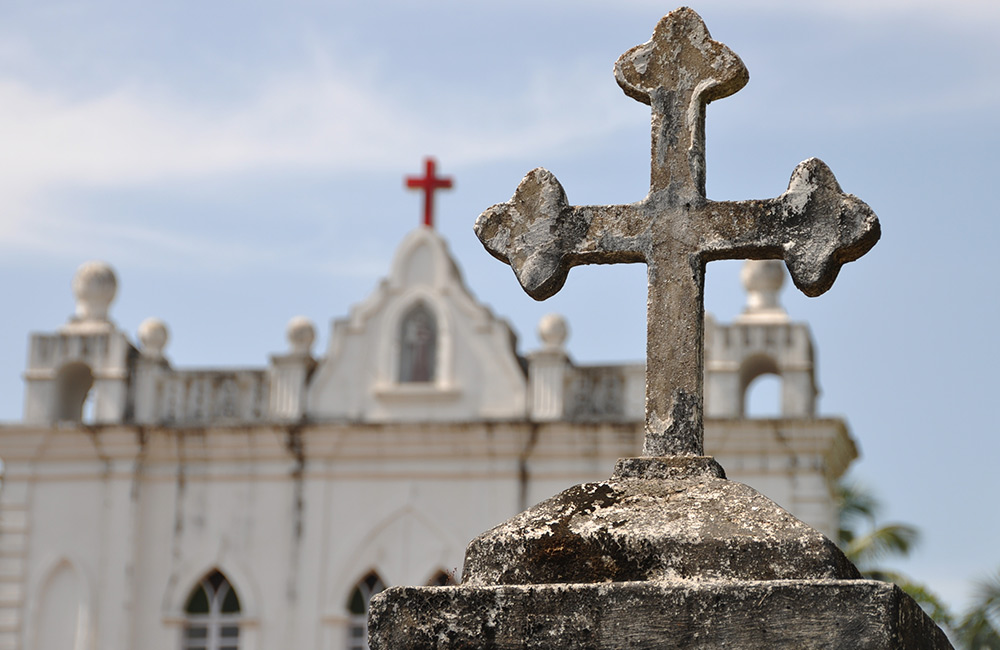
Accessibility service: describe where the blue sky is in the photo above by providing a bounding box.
[0,0,998,613]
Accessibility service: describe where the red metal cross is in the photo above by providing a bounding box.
[406,157,453,228]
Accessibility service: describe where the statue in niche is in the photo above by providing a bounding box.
[398,302,437,383]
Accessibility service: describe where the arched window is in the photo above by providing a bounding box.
[738,354,781,418]
[398,303,437,383]
[744,373,782,418]
[183,569,241,650]
[346,571,385,650]
[54,362,94,422]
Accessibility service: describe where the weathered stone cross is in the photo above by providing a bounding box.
[475,7,880,457]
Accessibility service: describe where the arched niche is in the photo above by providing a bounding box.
[54,362,94,423]
[397,301,438,383]
[744,373,783,418]
[30,558,91,650]
[738,353,781,417]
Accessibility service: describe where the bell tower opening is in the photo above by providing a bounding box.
[739,354,781,418]
[54,362,94,423]
[744,372,782,418]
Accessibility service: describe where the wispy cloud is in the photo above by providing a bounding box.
[784,0,1000,23]
[1,0,995,263]
[0,53,632,258]
[621,0,1000,25]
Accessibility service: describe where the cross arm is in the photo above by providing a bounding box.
[474,168,649,300]
[699,158,880,296]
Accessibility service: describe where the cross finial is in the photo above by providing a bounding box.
[475,7,880,458]
[406,157,453,228]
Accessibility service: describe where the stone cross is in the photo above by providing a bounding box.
[406,157,453,228]
[475,8,880,457]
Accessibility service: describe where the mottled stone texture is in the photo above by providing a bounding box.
[370,7,947,649]
[473,8,879,457]
[371,581,951,650]
[371,461,952,648]
[462,458,859,586]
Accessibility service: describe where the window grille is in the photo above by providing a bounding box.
[346,572,385,650]
[398,303,437,382]
[183,570,241,650]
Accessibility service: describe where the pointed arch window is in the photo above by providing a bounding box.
[183,569,241,650]
[346,571,385,650]
[398,302,437,383]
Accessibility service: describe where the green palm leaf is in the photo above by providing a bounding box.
[845,523,920,569]
[957,570,1000,649]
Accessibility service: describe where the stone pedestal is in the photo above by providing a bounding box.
[373,7,949,647]
[372,580,949,649]
[369,458,952,649]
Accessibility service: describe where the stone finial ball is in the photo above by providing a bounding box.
[286,316,316,355]
[72,260,118,321]
[138,317,169,356]
[538,313,569,348]
[741,260,785,294]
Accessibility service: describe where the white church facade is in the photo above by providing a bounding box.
[0,189,857,649]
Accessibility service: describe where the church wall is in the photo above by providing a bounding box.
[705,320,818,419]
[23,483,100,650]
[307,228,527,424]
[2,253,860,649]
[517,422,643,510]
[21,381,54,427]
[707,418,854,539]
[313,302,526,423]
[0,409,852,650]
[31,561,85,650]
[0,422,618,649]
[134,428,297,650]
[10,429,139,650]
[306,324,373,420]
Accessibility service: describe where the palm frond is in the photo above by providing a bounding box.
[836,481,880,546]
[958,569,1000,649]
[833,480,958,636]
[956,607,1000,650]
[856,569,955,630]
[845,523,920,568]
[972,569,1000,617]
[898,580,956,630]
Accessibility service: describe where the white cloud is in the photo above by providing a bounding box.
[1,0,995,262]
[618,0,1000,24]
[0,54,634,258]
[0,59,630,185]
[787,0,1000,22]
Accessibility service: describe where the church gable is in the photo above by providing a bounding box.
[306,226,527,421]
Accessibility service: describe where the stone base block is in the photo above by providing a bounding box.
[370,579,952,649]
